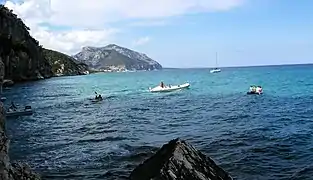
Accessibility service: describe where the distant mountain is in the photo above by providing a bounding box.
[73,44,162,71]
[43,48,89,76]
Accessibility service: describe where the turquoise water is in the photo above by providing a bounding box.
[4,64,313,179]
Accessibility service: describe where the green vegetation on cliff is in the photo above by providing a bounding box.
[0,5,89,82]
[43,48,89,76]
[0,5,52,81]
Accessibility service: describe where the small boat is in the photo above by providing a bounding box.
[149,83,190,93]
[5,106,33,117]
[0,97,6,102]
[247,91,262,95]
[247,85,263,95]
[210,68,221,73]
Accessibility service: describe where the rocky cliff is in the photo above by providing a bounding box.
[73,44,162,71]
[43,48,89,76]
[0,5,53,82]
[0,60,40,179]
[130,138,232,180]
[0,5,90,83]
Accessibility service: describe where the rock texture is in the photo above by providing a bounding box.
[43,48,89,76]
[0,102,40,179]
[0,37,40,179]
[73,44,162,71]
[0,5,53,82]
[130,138,232,180]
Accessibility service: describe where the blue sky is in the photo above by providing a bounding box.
[2,0,313,68]
[129,0,313,68]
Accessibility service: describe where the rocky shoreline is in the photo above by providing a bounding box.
[0,102,40,180]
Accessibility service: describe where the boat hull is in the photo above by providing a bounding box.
[149,83,190,93]
[6,109,33,117]
[210,69,221,73]
[247,91,262,95]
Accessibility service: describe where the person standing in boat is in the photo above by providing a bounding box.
[160,82,165,88]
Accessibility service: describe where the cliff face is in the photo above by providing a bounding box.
[0,5,53,82]
[43,48,89,76]
[73,44,163,71]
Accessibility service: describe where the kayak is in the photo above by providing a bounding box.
[149,83,190,93]
[6,106,33,117]
[91,99,103,103]
[90,97,104,103]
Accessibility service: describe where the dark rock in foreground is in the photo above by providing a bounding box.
[0,102,40,179]
[130,138,232,180]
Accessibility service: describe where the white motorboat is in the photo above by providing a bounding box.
[5,106,33,117]
[149,83,190,93]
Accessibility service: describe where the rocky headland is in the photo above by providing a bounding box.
[0,4,89,87]
[0,5,52,82]
[43,48,89,77]
[73,44,163,72]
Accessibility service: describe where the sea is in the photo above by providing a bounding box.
[3,64,313,180]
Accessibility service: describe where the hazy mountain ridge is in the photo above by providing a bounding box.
[73,44,162,71]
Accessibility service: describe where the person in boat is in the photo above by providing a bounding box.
[251,86,256,93]
[95,91,100,99]
[9,101,17,111]
[160,81,165,88]
[256,86,260,93]
[249,85,256,93]
[257,86,263,94]
[97,94,103,100]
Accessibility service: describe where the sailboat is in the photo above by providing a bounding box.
[210,52,221,73]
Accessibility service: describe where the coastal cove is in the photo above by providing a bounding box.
[4,66,313,180]
[1,1,313,180]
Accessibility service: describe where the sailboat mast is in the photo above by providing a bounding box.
[215,52,218,67]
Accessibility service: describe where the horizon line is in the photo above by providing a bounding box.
[163,62,313,69]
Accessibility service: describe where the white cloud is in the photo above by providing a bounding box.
[129,20,168,27]
[32,27,119,54]
[4,0,245,54]
[132,36,151,47]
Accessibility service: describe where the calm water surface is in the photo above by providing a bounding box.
[4,65,313,180]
